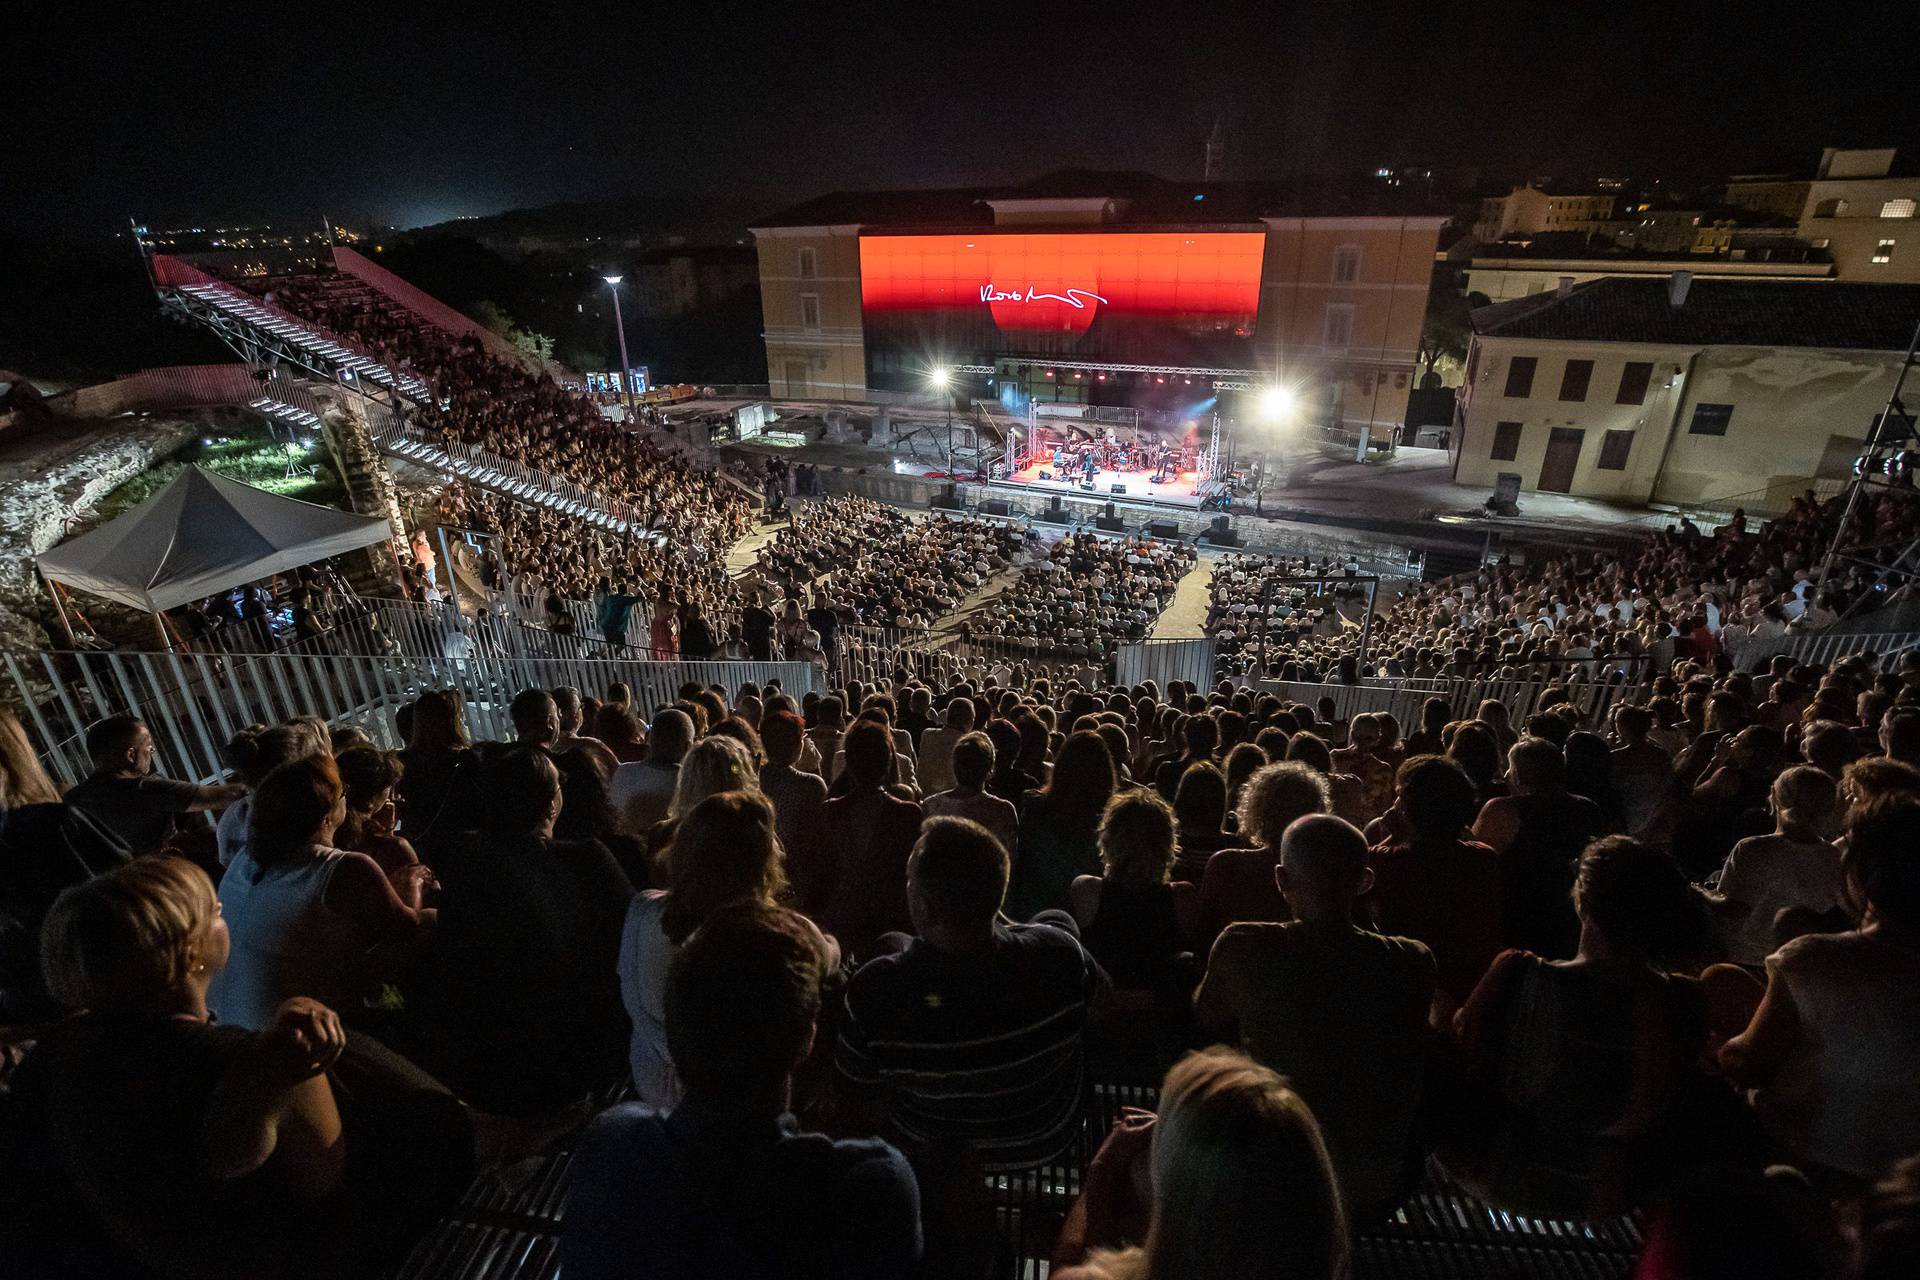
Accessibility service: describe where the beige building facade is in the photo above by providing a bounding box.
[1452,277,1918,512]
[753,225,869,399]
[1472,185,1615,243]
[1465,255,1831,304]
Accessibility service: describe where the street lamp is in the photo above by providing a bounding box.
[1254,384,1297,515]
[602,275,636,420]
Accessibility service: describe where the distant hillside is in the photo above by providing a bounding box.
[403,192,771,248]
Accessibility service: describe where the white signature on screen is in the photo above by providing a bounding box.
[979,284,1110,308]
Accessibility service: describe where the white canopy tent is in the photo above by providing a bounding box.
[37,466,392,644]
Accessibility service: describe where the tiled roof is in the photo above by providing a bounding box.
[1471,277,1920,350]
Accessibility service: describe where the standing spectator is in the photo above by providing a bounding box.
[570,902,917,1280]
[1197,815,1435,1224]
[1008,731,1116,920]
[595,581,639,649]
[743,591,776,662]
[924,731,1019,855]
[609,708,693,835]
[64,715,246,858]
[214,757,433,1031]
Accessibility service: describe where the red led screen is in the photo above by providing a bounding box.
[861,232,1266,338]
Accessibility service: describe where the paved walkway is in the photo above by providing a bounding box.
[1151,553,1217,640]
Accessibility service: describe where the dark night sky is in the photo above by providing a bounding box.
[6,0,1916,240]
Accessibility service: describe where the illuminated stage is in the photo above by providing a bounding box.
[1003,461,1210,509]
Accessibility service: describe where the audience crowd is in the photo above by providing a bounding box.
[6,625,1917,1279]
[967,533,1196,663]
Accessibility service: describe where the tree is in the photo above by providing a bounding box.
[471,299,517,340]
[1417,286,1473,381]
[511,327,556,362]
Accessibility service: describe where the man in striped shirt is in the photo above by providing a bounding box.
[834,817,1096,1175]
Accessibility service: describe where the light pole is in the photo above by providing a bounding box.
[1255,383,1297,515]
[602,275,636,421]
[930,365,954,479]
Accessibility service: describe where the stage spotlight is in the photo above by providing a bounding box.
[1045,370,1055,378]
[1155,375,1166,384]
[929,366,950,388]
[1259,384,1297,421]
[1097,372,1107,381]
[1073,371,1083,379]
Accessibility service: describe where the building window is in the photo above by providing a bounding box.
[1688,403,1734,436]
[797,246,818,279]
[1491,421,1523,461]
[1873,239,1897,264]
[1332,245,1361,284]
[1881,199,1916,219]
[1616,361,1654,405]
[1598,430,1634,470]
[1558,359,1594,402]
[1503,356,1537,398]
[1323,304,1354,351]
[800,293,821,331]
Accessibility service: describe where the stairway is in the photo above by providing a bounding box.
[170,279,438,404]
[373,423,648,539]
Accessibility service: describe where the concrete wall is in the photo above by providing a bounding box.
[1465,258,1831,303]
[1800,178,1920,281]
[1455,334,1900,511]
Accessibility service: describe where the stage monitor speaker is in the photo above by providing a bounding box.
[1110,483,1126,495]
[932,483,962,510]
[1096,512,1126,532]
[1147,519,1179,540]
[1078,480,1097,492]
[1206,515,1240,547]
[980,499,1012,517]
[1038,470,1054,481]
[1040,496,1069,523]
[1104,502,1117,519]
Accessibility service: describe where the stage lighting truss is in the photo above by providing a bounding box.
[1817,321,1920,620]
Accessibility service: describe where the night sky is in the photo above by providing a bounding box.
[6,0,1916,240]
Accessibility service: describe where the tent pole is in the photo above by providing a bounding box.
[150,610,171,653]
[39,570,78,648]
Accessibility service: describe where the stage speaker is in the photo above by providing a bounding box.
[1104,502,1117,519]
[1040,496,1069,523]
[1110,483,1127,495]
[932,483,963,510]
[1147,519,1179,539]
[1078,480,1097,492]
[980,498,1012,516]
[1096,503,1125,532]
[1205,515,1240,547]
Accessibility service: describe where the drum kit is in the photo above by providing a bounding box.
[1043,430,1191,486]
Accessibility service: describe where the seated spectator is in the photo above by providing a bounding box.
[65,714,246,858]
[609,708,693,836]
[11,856,471,1279]
[332,746,424,888]
[1609,703,1672,836]
[1170,762,1233,884]
[400,748,632,1115]
[1368,755,1503,1011]
[923,730,1019,855]
[1009,730,1117,920]
[550,686,621,774]
[1052,1047,1349,1280]
[757,710,828,868]
[1474,737,1605,959]
[592,701,648,765]
[1070,790,1199,991]
[1198,761,1330,944]
[569,901,917,1279]
[808,722,924,959]
[1152,713,1217,803]
[1711,766,1843,966]
[1446,837,1711,1216]
[1196,815,1435,1224]
[620,790,835,1109]
[836,816,1095,1174]
[395,690,482,853]
[1721,794,1920,1179]
[919,697,974,795]
[0,710,125,1022]
[214,757,433,1031]
[215,725,308,868]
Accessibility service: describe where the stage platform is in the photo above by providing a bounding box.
[1003,462,1207,509]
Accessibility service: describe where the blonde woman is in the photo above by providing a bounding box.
[639,735,761,875]
[1054,1047,1351,1280]
[16,856,471,1277]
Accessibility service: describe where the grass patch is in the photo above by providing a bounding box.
[93,429,347,523]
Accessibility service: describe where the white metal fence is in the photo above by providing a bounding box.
[1115,638,1218,690]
